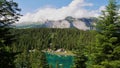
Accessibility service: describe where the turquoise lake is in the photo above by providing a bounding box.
[45,53,74,68]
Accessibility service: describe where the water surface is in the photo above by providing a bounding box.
[46,53,74,68]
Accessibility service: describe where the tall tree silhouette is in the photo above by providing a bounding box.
[89,0,120,68]
[0,0,21,68]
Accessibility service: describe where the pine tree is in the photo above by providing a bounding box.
[72,44,87,68]
[89,0,120,68]
[72,51,87,68]
[0,0,21,67]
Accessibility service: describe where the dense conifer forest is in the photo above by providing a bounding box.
[10,28,96,68]
[1,0,120,68]
[12,28,96,50]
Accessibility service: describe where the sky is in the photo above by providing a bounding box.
[15,0,107,14]
[14,0,108,23]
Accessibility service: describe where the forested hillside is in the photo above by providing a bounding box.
[12,28,96,51]
[11,28,96,67]
[1,0,120,68]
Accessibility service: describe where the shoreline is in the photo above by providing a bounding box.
[42,50,75,56]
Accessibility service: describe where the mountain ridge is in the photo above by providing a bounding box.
[14,17,97,30]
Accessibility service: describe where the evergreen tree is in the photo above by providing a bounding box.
[89,0,120,68]
[72,44,87,68]
[0,0,21,67]
[72,51,87,68]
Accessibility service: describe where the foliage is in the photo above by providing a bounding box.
[11,28,96,67]
[0,0,21,67]
[12,28,95,51]
[72,50,87,68]
[88,0,120,68]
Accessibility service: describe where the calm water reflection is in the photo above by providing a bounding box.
[45,53,74,68]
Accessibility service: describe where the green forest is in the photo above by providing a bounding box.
[11,28,96,68]
[0,0,120,68]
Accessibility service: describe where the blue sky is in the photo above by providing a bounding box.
[85,0,107,10]
[15,0,110,23]
[14,0,72,14]
[14,0,108,14]
[14,0,120,30]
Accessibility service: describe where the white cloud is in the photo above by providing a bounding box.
[19,0,103,23]
[99,6,106,11]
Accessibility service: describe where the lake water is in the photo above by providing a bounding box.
[45,53,74,68]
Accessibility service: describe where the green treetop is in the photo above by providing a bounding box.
[89,0,120,68]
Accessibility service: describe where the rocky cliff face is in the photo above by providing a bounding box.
[15,17,97,30]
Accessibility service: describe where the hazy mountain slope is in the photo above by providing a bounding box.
[15,17,97,30]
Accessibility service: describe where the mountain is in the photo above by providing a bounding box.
[14,17,97,30]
